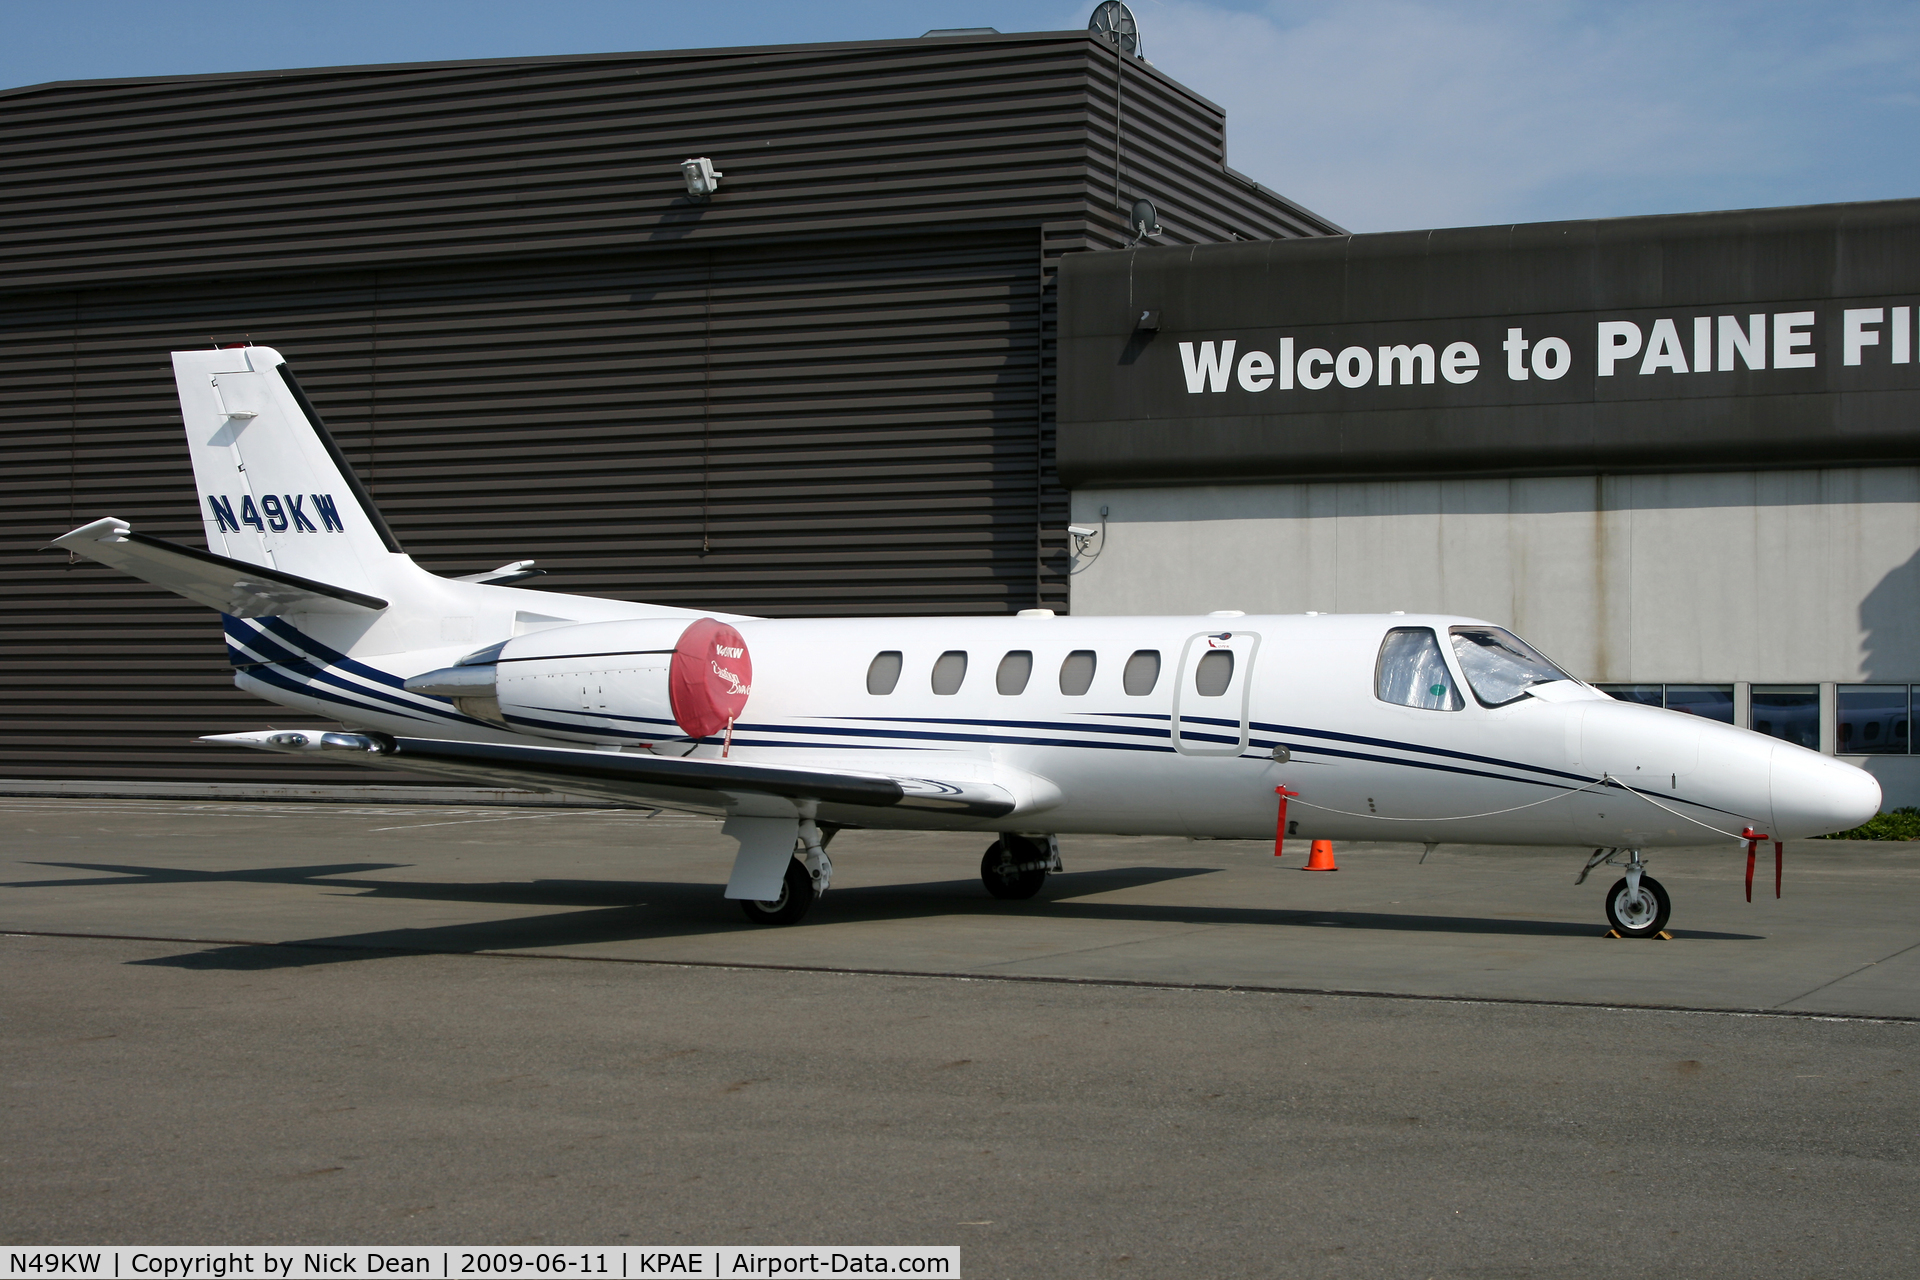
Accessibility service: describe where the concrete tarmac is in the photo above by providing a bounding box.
[3,798,1919,1275]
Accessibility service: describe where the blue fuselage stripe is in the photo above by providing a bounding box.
[221,625,1736,818]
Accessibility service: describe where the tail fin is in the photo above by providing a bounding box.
[175,345,400,599]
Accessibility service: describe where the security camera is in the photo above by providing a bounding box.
[1068,525,1098,538]
[680,157,723,198]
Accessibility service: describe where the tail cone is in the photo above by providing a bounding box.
[1303,839,1338,872]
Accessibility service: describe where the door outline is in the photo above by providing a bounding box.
[1170,630,1260,756]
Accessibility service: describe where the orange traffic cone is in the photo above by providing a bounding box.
[1303,839,1338,871]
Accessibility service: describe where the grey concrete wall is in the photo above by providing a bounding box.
[1069,467,1920,805]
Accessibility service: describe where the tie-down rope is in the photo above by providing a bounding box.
[1284,772,1748,841]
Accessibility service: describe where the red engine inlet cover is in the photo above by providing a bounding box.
[668,618,753,740]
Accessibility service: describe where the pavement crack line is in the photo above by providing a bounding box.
[1772,937,1920,1010]
[5,926,1919,1025]
[970,922,1227,972]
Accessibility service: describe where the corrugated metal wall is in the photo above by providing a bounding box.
[0,32,1340,786]
[0,34,1334,292]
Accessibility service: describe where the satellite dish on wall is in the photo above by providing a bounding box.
[1129,198,1162,241]
[1089,2,1143,58]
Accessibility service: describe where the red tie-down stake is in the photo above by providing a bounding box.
[1274,786,1299,859]
[1741,826,1779,902]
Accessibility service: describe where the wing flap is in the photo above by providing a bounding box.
[202,730,1019,819]
[52,518,387,616]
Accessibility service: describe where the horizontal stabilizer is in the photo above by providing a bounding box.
[52,518,388,617]
[202,730,1018,818]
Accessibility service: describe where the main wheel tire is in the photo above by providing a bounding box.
[1604,874,1671,938]
[981,837,1048,901]
[739,857,816,926]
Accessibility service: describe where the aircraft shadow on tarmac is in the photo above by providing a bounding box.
[8,860,1761,970]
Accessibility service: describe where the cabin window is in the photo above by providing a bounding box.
[931,650,968,695]
[1122,650,1161,696]
[997,650,1033,695]
[1193,649,1234,696]
[1448,626,1570,707]
[866,650,903,695]
[1376,627,1462,710]
[1059,649,1097,696]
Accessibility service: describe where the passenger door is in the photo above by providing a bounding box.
[1171,629,1260,756]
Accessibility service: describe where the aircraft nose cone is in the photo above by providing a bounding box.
[1770,746,1881,838]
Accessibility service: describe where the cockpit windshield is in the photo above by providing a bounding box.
[1448,627,1571,707]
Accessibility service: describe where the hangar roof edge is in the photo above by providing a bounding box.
[0,29,1230,116]
[1072,195,1920,269]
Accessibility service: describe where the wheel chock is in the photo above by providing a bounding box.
[1602,929,1675,940]
[1303,839,1338,871]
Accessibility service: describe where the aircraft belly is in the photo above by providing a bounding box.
[1167,754,1283,838]
[1012,746,1184,833]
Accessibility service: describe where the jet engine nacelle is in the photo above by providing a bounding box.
[406,616,753,746]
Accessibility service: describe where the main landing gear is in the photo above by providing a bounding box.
[982,833,1061,900]
[739,821,836,927]
[739,856,815,926]
[1576,847,1671,938]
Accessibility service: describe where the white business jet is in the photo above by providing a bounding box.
[51,346,1881,936]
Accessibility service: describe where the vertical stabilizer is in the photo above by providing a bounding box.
[174,345,400,597]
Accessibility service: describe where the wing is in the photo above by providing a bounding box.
[202,729,1018,820]
[51,518,386,617]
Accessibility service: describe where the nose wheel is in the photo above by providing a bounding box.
[1604,874,1670,938]
[1578,847,1672,938]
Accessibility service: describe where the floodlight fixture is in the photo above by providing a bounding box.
[681,157,723,199]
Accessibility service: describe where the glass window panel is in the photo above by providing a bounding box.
[1375,627,1462,711]
[1194,650,1234,696]
[995,650,1033,696]
[1059,650,1097,696]
[866,651,902,695]
[1123,649,1161,696]
[1838,685,1908,755]
[1663,685,1734,724]
[1448,626,1570,706]
[1750,685,1819,748]
[1597,684,1663,707]
[931,650,968,695]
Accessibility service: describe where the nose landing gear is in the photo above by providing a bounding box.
[1604,872,1670,938]
[1578,847,1671,939]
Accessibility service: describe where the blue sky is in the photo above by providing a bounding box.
[3,1,1915,233]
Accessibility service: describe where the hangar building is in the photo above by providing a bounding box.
[5,25,1917,809]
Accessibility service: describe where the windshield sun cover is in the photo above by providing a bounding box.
[1449,627,1571,707]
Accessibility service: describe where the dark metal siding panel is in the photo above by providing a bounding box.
[0,36,1340,293]
[2,280,400,784]
[0,232,1045,782]
[353,235,1045,614]
[0,38,1102,291]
